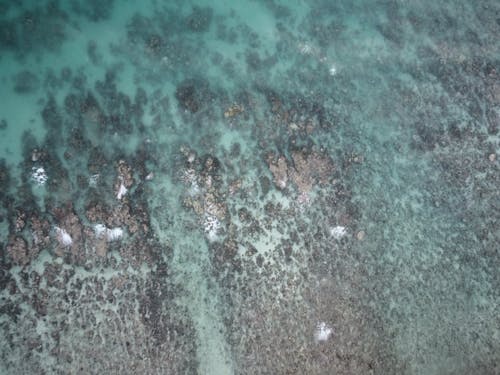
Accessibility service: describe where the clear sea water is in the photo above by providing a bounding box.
[0,1,499,374]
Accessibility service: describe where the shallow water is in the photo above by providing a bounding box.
[0,1,499,374]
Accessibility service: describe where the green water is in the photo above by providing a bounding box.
[0,1,499,374]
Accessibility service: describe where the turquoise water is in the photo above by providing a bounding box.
[0,1,499,374]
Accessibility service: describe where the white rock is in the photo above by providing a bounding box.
[299,42,313,55]
[330,226,347,239]
[314,322,333,343]
[106,227,124,241]
[54,226,73,246]
[89,174,100,187]
[93,224,107,237]
[329,64,337,76]
[204,214,220,242]
[94,224,124,242]
[116,182,127,200]
[31,167,48,185]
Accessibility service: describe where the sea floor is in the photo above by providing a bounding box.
[0,1,499,374]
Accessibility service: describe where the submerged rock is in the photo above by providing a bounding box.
[6,236,29,265]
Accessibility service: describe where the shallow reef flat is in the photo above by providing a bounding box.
[0,1,499,374]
